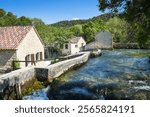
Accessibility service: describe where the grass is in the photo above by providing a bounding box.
[127,52,150,57]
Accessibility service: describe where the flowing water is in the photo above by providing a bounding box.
[23,49,150,100]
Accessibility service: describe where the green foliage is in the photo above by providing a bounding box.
[0,9,6,17]
[1,6,149,49]
[0,9,17,26]
[15,16,32,26]
[51,13,113,27]
[3,12,17,26]
[82,21,98,43]
[13,61,20,69]
[105,17,127,43]
[127,52,150,57]
[35,24,74,48]
[0,9,32,26]
[69,25,83,37]
[98,0,150,48]
[31,18,45,26]
[51,19,87,27]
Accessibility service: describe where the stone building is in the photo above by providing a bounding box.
[62,37,86,55]
[85,30,113,50]
[0,26,44,73]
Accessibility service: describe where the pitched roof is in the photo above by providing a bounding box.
[70,37,83,43]
[0,26,32,50]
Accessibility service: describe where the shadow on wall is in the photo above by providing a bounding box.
[0,51,16,66]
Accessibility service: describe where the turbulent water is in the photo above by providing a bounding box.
[23,49,150,100]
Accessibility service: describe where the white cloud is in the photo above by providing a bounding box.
[71,18,80,20]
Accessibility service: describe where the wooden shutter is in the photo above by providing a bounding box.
[25,55,28,67]
[40,52,43,60]
[31,54,35,65]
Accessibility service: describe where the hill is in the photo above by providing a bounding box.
[51,13,114,27]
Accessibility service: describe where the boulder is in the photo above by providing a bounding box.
[90,49,102,58]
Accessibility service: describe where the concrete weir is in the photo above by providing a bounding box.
[0,52,90,99]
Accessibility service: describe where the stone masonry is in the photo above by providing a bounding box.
[0,52,90,99]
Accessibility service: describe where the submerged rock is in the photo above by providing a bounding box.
[50,88,99,100]
[47,80,101,100]
[90,49,102,58]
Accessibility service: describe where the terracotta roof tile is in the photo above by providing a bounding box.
[0,26,32,50]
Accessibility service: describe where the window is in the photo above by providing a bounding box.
[65,44,68,49]
[81,43,84,47]
[75,45,78,48]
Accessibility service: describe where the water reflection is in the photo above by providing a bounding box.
[23,49,150,100]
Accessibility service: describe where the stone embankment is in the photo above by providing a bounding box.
[0,67,35,99]
[36,52,90,82]
[0,52,90,99]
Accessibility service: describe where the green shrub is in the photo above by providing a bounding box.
[12,60,20,69]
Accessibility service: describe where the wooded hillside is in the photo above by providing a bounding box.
[0,6,149,49]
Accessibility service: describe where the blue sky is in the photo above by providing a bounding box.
[0,0,102,24]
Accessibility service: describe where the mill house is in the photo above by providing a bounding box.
[0,26,45,73]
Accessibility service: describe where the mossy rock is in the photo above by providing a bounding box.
[21,78,45,96]
[132,91,148,100]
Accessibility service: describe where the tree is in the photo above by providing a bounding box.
[70,25,83,37]
[3,12,17,26]
[0,9,6,18]
[16,16,32,26]
[31,18,45,26]
[98,0,150,48]
[82,21,98,43]
[0,9,6,26]
[105,17,127,43]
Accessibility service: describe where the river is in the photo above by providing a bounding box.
[23,49,150,100]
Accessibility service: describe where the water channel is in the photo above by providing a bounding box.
[23,49,150,100]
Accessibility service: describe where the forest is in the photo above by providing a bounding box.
[0,0,149,49]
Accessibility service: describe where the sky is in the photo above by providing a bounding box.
[0,0,102,24]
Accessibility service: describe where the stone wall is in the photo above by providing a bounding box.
[36,52,90,82]
[0,67,35,99]
[0,52,90,99]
